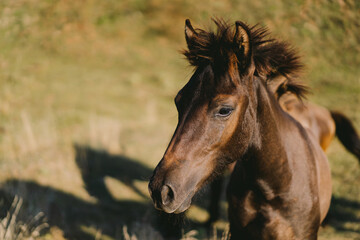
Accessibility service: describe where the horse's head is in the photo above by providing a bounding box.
[148,19,305,213]
[148,19,257,214]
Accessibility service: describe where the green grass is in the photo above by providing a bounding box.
[0,0,359,239]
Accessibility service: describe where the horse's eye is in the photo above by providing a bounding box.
[216,107,233,117]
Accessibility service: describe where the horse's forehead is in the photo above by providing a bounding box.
[178,66,212,98]
[180,65,238,99]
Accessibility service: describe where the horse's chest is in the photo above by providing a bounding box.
[227,179,281,227]
[228,190,258,227]
[228,191,297,239]
[228,188,319,240]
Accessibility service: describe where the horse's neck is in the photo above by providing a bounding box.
[234,79,294,191]
[251,79,291,157]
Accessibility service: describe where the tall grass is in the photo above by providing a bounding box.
[0,196,48,240]
[120,224,230,240]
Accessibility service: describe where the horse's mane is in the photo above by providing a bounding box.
[183,19,309,99]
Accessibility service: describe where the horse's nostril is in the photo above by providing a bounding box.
[161,185,175,206]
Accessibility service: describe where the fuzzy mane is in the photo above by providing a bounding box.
[183,19,309,99]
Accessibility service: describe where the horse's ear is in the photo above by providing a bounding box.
[234,21,252,64]
[268,75,287,98]
[185,19,197,46]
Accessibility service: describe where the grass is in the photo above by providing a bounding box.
[0,0,359,239]
[0,196,48,240]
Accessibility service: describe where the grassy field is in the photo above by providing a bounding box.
[0,0,359,239]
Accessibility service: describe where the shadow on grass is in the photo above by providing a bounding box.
[74,144,152,203]
[1,145,358,239]
[0,180,151,239]
[0,145,186,239]
[323,196,360,235]
[74,144,185,239]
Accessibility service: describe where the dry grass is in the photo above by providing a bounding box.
[119,224,231,240]
[0,196,48,240]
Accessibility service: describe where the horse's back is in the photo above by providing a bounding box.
[306,103,336,151]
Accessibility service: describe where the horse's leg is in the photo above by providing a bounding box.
[156,211,184,239]
[206,175,224,226]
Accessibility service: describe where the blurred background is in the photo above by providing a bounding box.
[0,0,359,239]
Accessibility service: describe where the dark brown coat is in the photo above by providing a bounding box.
[148,19,332,239]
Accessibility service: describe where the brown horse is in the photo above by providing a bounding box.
[280,94,335,151]
[149,19,332,239]
[280,93,360,157]
[207,93,360,226]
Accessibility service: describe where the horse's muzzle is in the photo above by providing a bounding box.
[148,180,179,212]
[148,157,196,214]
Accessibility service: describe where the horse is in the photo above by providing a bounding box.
[280,93,360,157]
[149,19,332,239]
[206,92,360,226]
